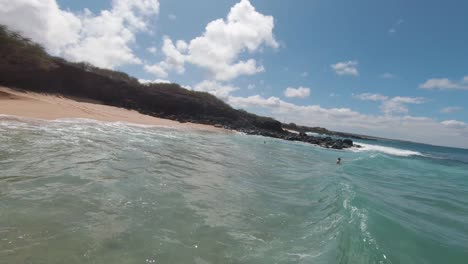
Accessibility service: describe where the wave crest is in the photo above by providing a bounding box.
[352,142,423,157]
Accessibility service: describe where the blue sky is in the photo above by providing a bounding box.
[1,0,467,147]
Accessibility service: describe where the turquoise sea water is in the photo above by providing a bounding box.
[1,116,467,264]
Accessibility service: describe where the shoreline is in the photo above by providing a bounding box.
[0,87,227,133]
[0,86,357,150]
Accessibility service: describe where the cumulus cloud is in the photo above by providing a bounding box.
[194,80,239,100]
[146,0,278,81]
[441,106,462,114]
[144,36,186,78]
[331,61,359,76]
[420,76,468,90]
[0,0,81,54]
[0,0,160,69]
[284,87,310,98]
[228,95,283,109]
[354,93,424,115]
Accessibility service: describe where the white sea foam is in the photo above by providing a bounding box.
[0,115,183,131]
[287,252,323,259]
[351,142,423,157]
[305,132,322,137]
[284,129,299,134]
[54,118,174,129]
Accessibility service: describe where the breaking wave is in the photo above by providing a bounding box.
[352,142,423,157]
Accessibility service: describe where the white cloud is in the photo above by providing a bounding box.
[0,0,160,69]
[147,0,278,81]
[176,40,188,52]
[380,73,395,79]
[380,96,424,115]
[226,94,468,148]
[139,78,171,84]
[331,60,359,76]
[182,85,192,90]
[355,93,424,115]
[441,120,467,130]
[247,84,256,90]
[194,80,239,100]
[354,93,389,101]
[144,36,186,77]
[389,19,404,34]
[441,106,462,114]
[144,64,168,78]
[228,95,283,109]
[0,0,82,55]
[284,87,310,98]
[147,46,158,54]
[420,76,468,90]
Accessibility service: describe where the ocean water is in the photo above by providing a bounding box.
[1,116,467,264]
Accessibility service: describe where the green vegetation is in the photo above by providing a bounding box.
[0,25,55,70]
[0,25,283,132]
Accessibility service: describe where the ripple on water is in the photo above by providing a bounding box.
[1,117,468,263]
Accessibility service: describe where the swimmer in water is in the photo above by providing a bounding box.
[336,158,341,164]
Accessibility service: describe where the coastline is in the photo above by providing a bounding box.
[0,86,357,149]
[0,86,226,132]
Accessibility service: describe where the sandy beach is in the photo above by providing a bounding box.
[0,86,225,132]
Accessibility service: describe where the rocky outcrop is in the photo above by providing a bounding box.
[282,123,377,141]
[235,128,358,150]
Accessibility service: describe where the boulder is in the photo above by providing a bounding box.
[331,141,343,149]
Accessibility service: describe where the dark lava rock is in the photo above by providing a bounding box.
[331,140,343,149]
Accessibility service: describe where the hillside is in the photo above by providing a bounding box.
[0,25,357,149]
[0,25,284,133]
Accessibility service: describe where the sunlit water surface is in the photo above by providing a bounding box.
[1,117,468,263]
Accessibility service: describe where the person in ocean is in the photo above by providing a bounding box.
[336,158,341,164]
